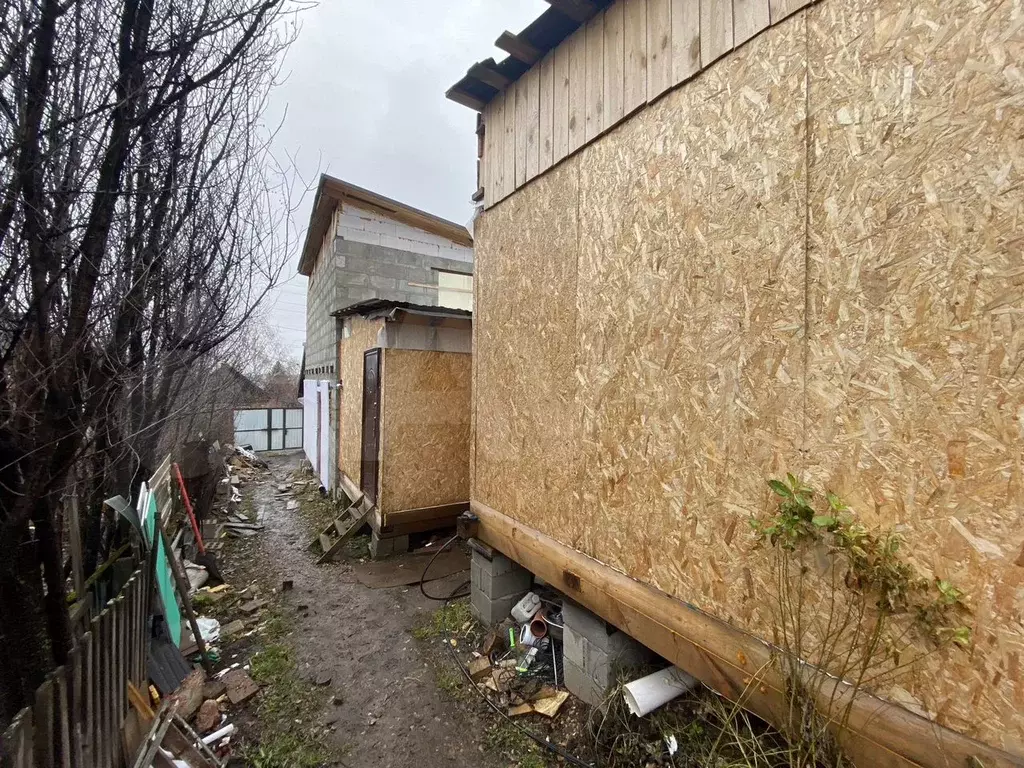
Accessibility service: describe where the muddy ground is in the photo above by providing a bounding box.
[216,451,515,767]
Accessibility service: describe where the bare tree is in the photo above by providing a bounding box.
[0,0,307,723]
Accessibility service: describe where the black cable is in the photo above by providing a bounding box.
[419,533,471,600]
[437,575,594,767]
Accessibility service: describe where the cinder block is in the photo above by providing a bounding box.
[562,600,617,651]
[470,588,519,625]
[369,275,396,291]
[561,658,608,707]
[369,532,409,559]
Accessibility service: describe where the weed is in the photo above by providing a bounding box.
[412,599,475,640]
[435,667,465,698]
[262,611,290,641]
[482,721,550,766]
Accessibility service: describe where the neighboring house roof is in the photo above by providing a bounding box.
[331,298,472,321]
[216,363,268,402]
[298,174,474,277]
[446,0,614,111]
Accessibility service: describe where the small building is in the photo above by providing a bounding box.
[297,175,474,491]
[448,0,1022,766]
[333,299,472,557]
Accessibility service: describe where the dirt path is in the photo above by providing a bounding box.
[247,451,502,768]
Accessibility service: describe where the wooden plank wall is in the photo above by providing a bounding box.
[482,0,806,207]
[1,567,152,768]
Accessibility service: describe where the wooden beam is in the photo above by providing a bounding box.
[471,499,1024,768]
[468,60,511,90]
[544,0,599,23]
[496,31,542,65]
[445,86,487,112]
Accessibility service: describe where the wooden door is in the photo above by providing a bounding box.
[360,348,382,502]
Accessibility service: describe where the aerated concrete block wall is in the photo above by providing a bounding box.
[303,202,473,377]
[470,548,532,625]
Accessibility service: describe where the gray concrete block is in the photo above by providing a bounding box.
[339,272,368,286]
[369,532,409,559]
[369,275,396,290]
[470,588,519,625]
[561,657,608,708]
[472,549,524,577]
[563,624,587,670]
[562,600,617,652]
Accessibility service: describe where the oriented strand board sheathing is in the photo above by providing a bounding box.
[378,349,471,517]
[338,317,385,488]
[575,17,808,613]
[801,0,1024,749]
[473,158,583,542]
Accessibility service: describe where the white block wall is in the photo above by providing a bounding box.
[337,203,473,265]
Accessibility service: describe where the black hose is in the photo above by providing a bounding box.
[419,534,471,600]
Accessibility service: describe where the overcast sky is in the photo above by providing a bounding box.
[262,0,547,355]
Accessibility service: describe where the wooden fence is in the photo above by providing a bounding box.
[2,564,152,768]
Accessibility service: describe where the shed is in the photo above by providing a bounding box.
[449,0,1023,766]
[333,299,472,554]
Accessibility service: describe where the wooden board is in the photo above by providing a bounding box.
[733,0,770,45]
[514,79,528,188]
[646,0,673,98]
[671,0,701,84]
[567,25,588,153]
[539,51,555,172]
[603,2,625,126]
[700,0,734,66]
[525,66,541,181]
[623,0,648,112]
[502,87,516,200]
[769,0,811,22]
[553,42,571,163]
[584,12,605,142]
[378,349,471,517]
[338,317,385,488]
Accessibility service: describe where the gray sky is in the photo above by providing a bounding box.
[262,0,547,354]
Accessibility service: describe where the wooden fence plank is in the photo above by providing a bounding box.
[54,667,71,768]
[646,0,673,98]
[734,0,769,45]
[700,0,734,66]
[99,610,112,767]
[553,41,570,162]
[624,0,648,112]
[671,0,701,84]
[768,0,811,23]
[34,677,55,768]
[514,79,527,188]
[567,25,587,153]
[502,88,515,200]
[525,65,540,181]
[584,12,605,142]
[538,50,555,173]
[81,631,94,768]
[113,596,125,767]
[603,2,625,126]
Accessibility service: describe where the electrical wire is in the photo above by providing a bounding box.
[418,536,593,767]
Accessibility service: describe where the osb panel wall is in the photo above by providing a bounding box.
[800,0,1024,748]
[473,0,1024,752]
[473,159,584,536]
[378,349,471,517]
[338,317,385,488]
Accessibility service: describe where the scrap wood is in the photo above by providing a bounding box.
[532,690,570,717]
[508,702,534,717]
[468,656,492,682]
[239,598,268,614]
[168,669,206,720]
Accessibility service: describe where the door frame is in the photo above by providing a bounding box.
[360,348,382,503]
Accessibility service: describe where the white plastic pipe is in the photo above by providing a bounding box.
[622,666,697,717]
[202,722,235,744]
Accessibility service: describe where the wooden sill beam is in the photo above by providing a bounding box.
[544,0,599,23]
[471,499,1022,768]
[495,31,542,65]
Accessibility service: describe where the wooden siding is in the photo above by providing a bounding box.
[481,0,808,208]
